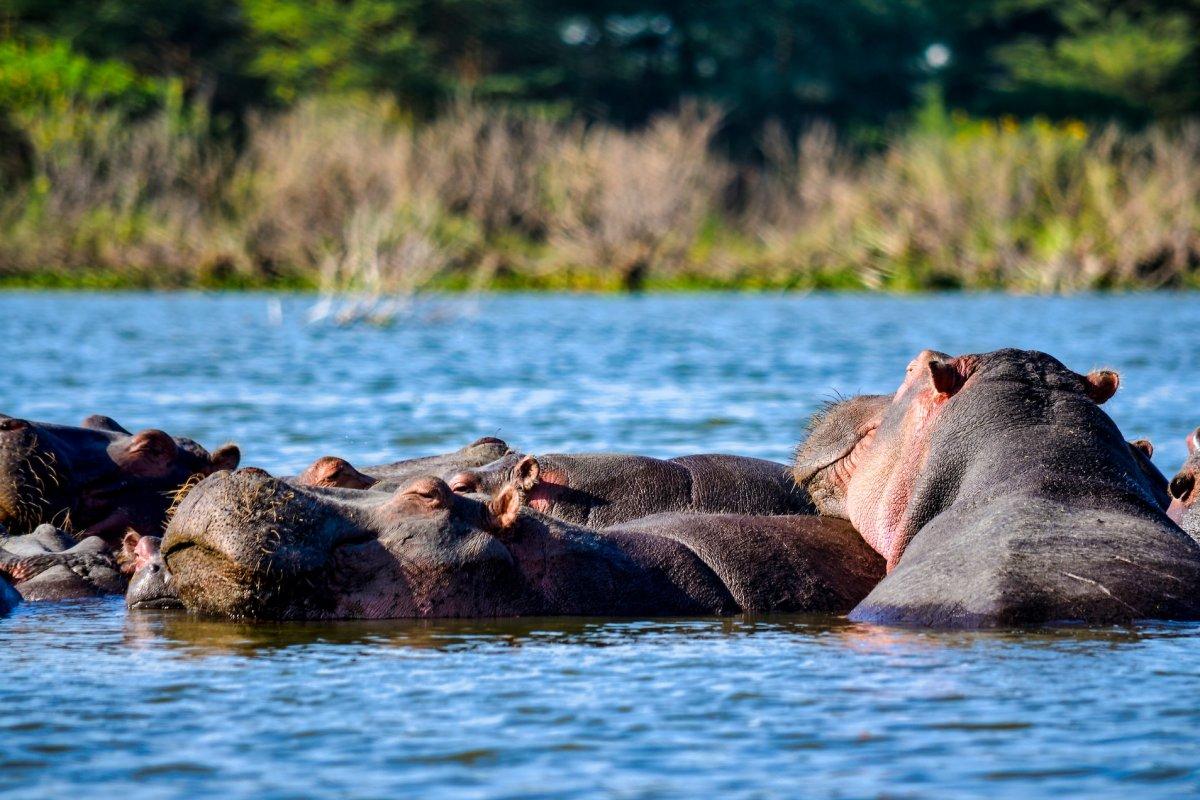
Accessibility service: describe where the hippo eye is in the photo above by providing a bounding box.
[448,475,478,493]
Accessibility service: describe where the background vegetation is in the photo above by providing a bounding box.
[1,0,1198,291]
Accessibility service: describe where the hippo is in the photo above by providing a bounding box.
[797,349,1200,628]
[0,413,240,541]
[160,469,883,620]
[0,523,125,600]
[795,397,1173,517]
[293,437,513,490]
[445,452,815,526]
[1169,428,1200,538]
[124,534,183,609]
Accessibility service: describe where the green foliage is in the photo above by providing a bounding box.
[0,37,168,113]
[243,0,433,104]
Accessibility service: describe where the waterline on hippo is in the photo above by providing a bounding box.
[161,469,883,620]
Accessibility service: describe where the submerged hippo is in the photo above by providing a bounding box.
[124,534,182,609]
[160,469,883,620]
[0,413,240,540]
[445,452,815,526]
[1169,428,1200,538]
[797,349,1200,628]
[294,437,512,490]
[0,524,125,600]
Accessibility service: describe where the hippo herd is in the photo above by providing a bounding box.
[3,347,1200,629]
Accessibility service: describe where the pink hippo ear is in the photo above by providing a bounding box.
[512,455,540,492]
[1130,439,1154,459]
[927,360,964,398]
[118,430,179,477]
[119,531,142,575]
[487,485,524,532]
[1084,370,1120,405]
[209,444,240,473]
[1189,428,1200,456]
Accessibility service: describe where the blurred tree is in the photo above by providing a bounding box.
[0,0,1195,141]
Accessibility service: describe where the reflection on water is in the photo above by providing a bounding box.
[3,293,1200,798]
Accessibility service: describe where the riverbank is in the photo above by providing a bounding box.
[4,99,1199,294]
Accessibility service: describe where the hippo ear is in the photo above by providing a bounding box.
[82,415,131,434]
[1130,439,1154,459]
[1084,370,1119,405]
[209,444,240,472]
[927,360,964,398]
[1189,428,1200,456]
[118,531,141,574]
[513,455,540,492]
[486,485,523,532]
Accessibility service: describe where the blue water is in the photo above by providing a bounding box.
[2,292,1199,798]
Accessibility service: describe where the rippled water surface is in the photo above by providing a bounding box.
[2,292,1200,798]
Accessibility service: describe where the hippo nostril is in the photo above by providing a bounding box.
[0,418,29,432]
[1170,473,1196,503]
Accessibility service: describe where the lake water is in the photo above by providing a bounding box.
[1,292,1199,798]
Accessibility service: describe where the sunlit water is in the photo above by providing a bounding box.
[2,292,1199,798]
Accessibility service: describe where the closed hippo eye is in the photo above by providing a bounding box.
[400,477,451,508]
[447,474,478,493]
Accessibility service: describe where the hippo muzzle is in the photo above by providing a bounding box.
[162,469,370,618]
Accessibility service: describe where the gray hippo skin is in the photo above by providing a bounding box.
[160,469,882,620]
[0,413,239,541]
[445,452,815,526]
[294,437,512,490]
[124,534,183,609]
[801,348,1200,628]
[0,524,125,600]
[1169,428,1200,538]
[795,397,1173,518]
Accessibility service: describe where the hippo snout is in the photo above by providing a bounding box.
[162,468,345,617]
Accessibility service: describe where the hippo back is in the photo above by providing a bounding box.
[616,513,883,614]
[851,495,1200,627]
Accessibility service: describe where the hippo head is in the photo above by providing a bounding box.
[0,413,240,538]
[1169,428,1200,532]
[123,534,184,609]
[792,395,891,518]
[830,350,1128,569]
[295,456,378,490]
[162,469,532,619]
[446,452,539,495]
